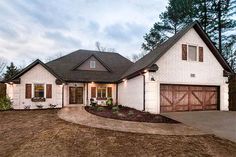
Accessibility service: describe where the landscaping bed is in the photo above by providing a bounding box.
[85,105,179,123]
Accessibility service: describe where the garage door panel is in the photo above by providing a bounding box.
[190,91,204,105]
[174,92,188,105]
[160,106,174,112]
[175,105,189,111]
[160,84,218,112]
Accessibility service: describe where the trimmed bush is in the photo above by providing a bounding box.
[96,106,104,112]
[106,98,113,106]
[0,96,12,111]
[112,105,119,112]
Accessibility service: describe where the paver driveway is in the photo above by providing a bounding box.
[162,111,236,143]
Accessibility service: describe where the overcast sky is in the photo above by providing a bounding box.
[0,0,168,66]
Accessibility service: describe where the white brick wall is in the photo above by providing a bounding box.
[145,28,229,113]
[7,64,62,109]
[118,76,144,110]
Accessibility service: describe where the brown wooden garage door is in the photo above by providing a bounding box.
[160,84,219,112]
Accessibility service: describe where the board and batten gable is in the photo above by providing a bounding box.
[76,56,108,71]
[7,64,63,109]
[147,28,228,113]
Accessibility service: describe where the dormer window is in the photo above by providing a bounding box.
[182,44,204,62]
[188,45,197,61]
[90,61,96,69]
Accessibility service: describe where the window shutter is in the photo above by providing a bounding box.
[182,44,187,60]
[25,84,32,99]
[91,87,96,97]
[199,47,203,62]
[107,87,112,98]
[46,84,52,98]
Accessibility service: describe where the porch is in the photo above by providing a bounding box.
[63,82,117,106]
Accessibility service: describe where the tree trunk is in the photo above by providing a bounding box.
[218,0,222,53]
[203,0,207,30]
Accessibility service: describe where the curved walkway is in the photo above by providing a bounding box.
[58,106,207,135]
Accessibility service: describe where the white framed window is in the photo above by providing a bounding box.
[34,84,44,98]
[188,45,197,61]
[90,61,96,69]
[97,87,106,98]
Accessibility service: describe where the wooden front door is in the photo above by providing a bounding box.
[160,84,219,112]
[69,87,83,104]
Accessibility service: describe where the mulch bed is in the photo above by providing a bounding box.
[85,105,179,123]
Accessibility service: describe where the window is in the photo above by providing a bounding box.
[34,84,44,98]
[90,61,96,69]
[188,45,197,61]
[97,87,106,98]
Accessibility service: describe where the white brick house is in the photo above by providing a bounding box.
[6,21,234,113]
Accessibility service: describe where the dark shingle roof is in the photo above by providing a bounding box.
[46,49,133,83]
[121,21,233,79]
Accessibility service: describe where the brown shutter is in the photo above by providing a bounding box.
[91,87,96,97]
[25,84,32,99]
[107,87,112,98]
[182,44,187,60]
[199,47,203,62]
[46,84,52,98]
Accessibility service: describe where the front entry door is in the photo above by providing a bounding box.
[69,87,83,104]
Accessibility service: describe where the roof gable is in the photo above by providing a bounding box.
[121,21,233,79]
[10,59,63,82]
[72,54,111,72]
[46,50,133,82]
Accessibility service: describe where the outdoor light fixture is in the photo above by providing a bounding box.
[144,69,148,73]
[151,76,155,81]
[9,82,13,85]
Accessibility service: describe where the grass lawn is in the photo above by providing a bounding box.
[0,110,236,157]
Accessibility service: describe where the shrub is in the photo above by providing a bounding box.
[36,104,43,109]
[96,106,104,112]
[128,110,134,116]
[0,96,12,111]
[24,105,31,109]
[106,98,113,106]
[112,105,119,112]
[90,98,97,107]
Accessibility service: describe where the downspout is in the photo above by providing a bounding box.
[62,84,64,108]
[142,73,145,111]
[86,83,88,105]
[116,83,118,105]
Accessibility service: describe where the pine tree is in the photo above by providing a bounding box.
[142,0,193,51]
[3,62,20,81]
[142,0,236,71]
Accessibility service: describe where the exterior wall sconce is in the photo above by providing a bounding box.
[151,76,155,81]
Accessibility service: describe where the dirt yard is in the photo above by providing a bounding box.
[0,110,236,157]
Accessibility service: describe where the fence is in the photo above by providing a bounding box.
[229,75,236,111]
[0,83,6,98]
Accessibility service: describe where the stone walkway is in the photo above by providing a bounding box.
[58,106,207,135]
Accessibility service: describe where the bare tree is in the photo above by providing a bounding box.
[95,41,116,52]
[45,52,64,62]
[0,57,7,77]
[131,51,148,62]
